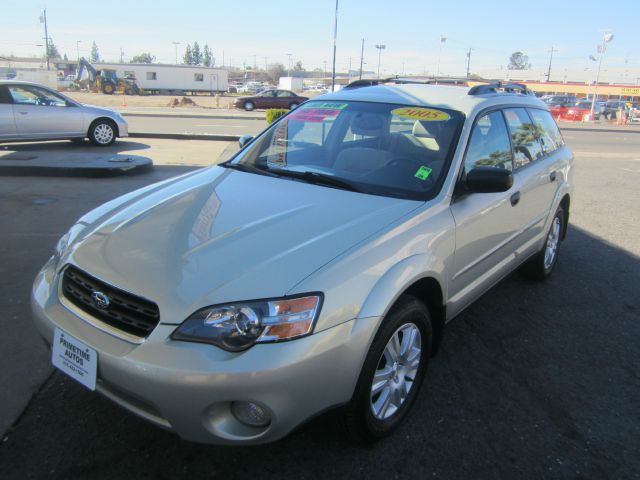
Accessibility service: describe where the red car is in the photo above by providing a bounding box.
[233,89,308,111]
[549,103,592,122]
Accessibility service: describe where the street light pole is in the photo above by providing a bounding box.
[466,48,472,78]
[286,53,292,76]
[40,9,50,70]
[76,40,81,63]
[546,46,557,82]
[590,32,614,117]
[172,42,180,65]
[359,38,365,80]
[331,0,338,92]
[375,44,386,79]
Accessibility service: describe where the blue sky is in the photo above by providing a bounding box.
[1,0,637,77]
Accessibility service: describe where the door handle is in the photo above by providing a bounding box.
[19,111,28,115]
[550,171,557,182]
[510,191,521,206]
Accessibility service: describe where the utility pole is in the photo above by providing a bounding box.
[546,46,557,82]
[120,48,124,63]
[253,55,257,70]
[172,42,180,65]
[40,9,50,70]
[76,40,81,63]
[286,53,292,76]
[359,38,365,80]
[375,44,386,79]
[466,48,472,78]
[331,0,338,91]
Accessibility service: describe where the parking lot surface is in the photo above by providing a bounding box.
[0,130,638,479]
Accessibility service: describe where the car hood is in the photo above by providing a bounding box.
[65,167,419,323]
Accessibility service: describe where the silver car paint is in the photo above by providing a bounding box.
[0,81,128,141]
[31,88,573,444]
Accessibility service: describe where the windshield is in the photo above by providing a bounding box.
[227,100,463,200]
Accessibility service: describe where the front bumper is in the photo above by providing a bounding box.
[31,260,378,444]
[115,117,129,138]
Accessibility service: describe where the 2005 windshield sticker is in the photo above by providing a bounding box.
[415,166,433,181]
[391,107,450,121]
[290,103,347,122]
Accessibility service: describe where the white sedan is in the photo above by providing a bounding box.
[0,80,128,146]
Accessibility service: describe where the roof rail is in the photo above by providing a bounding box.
[344,77,440,90]
[468,82,533,96]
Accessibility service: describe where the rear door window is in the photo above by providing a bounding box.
[503,108,543,168]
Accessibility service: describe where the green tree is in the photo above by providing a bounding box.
[90,41,100,62]
[267,63,286,82]
[293,60,304,71]
[192,41,202,65]
[183,44,193,65]
[130,52,155,64]
[508,51,530,70]
[203,44,213,67]
[46,37,60,59]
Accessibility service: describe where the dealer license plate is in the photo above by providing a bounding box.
[52,328,97,391]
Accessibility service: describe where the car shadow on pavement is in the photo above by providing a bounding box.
[0,139,151,154]
[1,224,638,480]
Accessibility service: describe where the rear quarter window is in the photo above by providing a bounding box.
[527,109,564,155]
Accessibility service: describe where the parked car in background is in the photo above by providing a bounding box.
[549,100,602,122]
[541,95,577,108]
[233,89,309,111]
[32,81,572,445]
[0,80,127,146]
[603,100,628,120]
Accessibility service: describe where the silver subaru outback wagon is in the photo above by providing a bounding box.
[32,81,573,444]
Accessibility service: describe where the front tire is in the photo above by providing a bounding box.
[290,102,299,109]
[89,120,117,146]
[244,101,255,111]
[522,205,565,280]
[345,295,432,442]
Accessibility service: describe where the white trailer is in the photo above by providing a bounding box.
[94,63,229,94]
[0,68,58,89]
[278,76,304,92]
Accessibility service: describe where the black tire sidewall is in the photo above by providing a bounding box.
[542,207,565,277]
[347,296,432,441]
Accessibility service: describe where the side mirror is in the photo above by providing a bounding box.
[238,134,254,149]
[464,167,513,193]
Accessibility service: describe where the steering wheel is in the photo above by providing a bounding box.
[35,97,50,106]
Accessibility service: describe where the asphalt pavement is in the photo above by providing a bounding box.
[0,130,638,479]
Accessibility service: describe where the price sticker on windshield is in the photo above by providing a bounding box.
[414,166,433,181]
[289,108,341,122]
[392,107,450,121]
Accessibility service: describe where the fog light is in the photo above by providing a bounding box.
[231,401,271,428]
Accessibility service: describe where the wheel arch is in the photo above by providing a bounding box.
[88,117,119,138]
[358,256,447,357]
[559,193,570,240]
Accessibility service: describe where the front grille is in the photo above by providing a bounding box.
[61,266,160,338]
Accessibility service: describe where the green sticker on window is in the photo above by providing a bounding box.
[313,102,348,110]
[414,166,433,180]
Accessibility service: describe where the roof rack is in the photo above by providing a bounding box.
[468,82,533,96]
[344,76,472,90]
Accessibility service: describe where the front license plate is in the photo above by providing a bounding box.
[52,328,97,391]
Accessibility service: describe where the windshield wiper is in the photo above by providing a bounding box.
[268,168,361,193]
[222,162,279,178]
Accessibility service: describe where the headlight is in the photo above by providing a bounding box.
[171,294,323,352]
[52,224,85,265]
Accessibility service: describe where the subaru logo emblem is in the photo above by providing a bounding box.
[91,291,110,310]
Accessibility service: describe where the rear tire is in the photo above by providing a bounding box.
[522,206,565,280]
[102,83,115,95]
[290,102,299,109]
[89,119,117,146]
[344,294,432,443]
